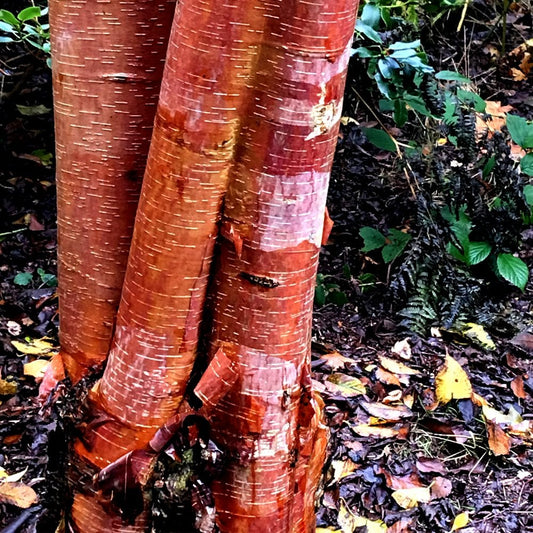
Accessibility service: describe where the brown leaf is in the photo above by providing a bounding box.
[430,476,452,499]
[3,434,22,445]
[510,330,533,352]
[28,214,44,231]
[486,420,511,456]
[360,401,412,421]
[320,351,353,371]
[380,469,423,490]
[416,457,447,475]
[511,376,526,399]
[375,367,401,387]
[387,517,415,533]
[0,482,39,508]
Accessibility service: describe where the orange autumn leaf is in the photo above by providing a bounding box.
[475,100,513,137]
[0,482,39,508]
[319,350,354,371]
[486,419,511,456]
[511,375,526,399]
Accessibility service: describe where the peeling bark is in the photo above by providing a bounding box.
[59,0,359,530]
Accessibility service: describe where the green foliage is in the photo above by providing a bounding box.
[13,271,33,286]
[0,4,50,66]
[360,226,411,263]
[13,268,57,287]
[315,273,348,307]
[349,1,532,335]
[37,267,57,287]
[505,114,533,177]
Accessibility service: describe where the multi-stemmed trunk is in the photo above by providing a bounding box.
[50,0,358,530]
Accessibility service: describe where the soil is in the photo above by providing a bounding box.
[0,2,532,532]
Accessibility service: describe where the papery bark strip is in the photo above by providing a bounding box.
[51,0,175,382]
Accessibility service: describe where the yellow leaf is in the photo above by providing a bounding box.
[391,486,432,509]
[352,516,387,533]
[0,379,17,396]
[461,323,495,350]
[379,356,420,376]
[326,373,366,397]
[317,529,341,533]
[337,500,386,533]
[330,459,357,484]
[451,511,469,531]
[24,359,50,380]
[351,424,402,439]
[0,467,27,483]
[435,355,472,404]
[11,338,56,356]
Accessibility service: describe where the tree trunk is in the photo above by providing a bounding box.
[51,0,175,382]
[53,0,359,530]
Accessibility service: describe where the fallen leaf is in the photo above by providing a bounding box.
[510,330,533,352]
[326,373,366,397]
[383,389,403,404]
[435,355,473,404]
[416,457,447,475]
[7,321,21,336]
[337,501,387,533]
[380,469,423,490]
[391,486,431,509]
[351,424,403,439]
[3,434,22,445]
[375,367,401,387]
[511,375,526,399]
[430,476,452,499]
[11,338,56,356]
[387,517,415,532]
[0,468,27,483]
[0,379,17,396]
[27,214,44,231]
[379,356,420,376]
[451,511,469,531]
[482,404,521,425]
[360,401,412,421]
[460,323,496,350]
[475,101,513,137]
[320,351,354,371]
[391,338,411,359]
[24,359,50,380]
[471,392,488,407]
[317,529,341,533]
[0,482,39,508]
[330,459,358,484]
[486,420,511,456]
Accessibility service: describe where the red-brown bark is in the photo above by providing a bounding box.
[56,0,359,530]
[51,0,175,382]
[204,3,356,527]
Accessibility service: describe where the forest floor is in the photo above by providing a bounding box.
[0,2,532,532]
